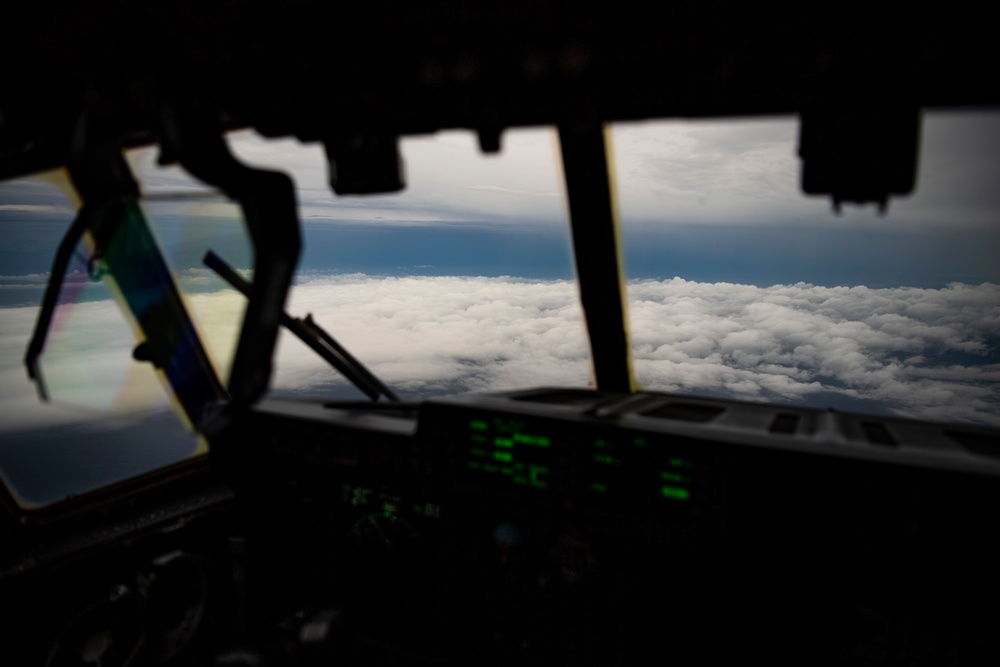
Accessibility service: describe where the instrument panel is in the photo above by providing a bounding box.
[235,387,1000,663]
[4,387,999,665]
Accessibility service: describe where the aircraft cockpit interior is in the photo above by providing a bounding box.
[1,3,999,665]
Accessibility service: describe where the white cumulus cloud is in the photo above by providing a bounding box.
[1,277,998,435]
[256,275,1000,425]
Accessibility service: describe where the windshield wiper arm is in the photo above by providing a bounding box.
[204,250,399,403]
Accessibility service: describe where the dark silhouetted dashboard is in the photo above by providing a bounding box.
[6,388,997,665]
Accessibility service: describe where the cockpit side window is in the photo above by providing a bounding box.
[0,170,211,508]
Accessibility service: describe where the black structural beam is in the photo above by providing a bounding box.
[558,122,634,394]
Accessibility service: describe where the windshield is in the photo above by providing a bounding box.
[239,112,999,423]
[1,110,998,507]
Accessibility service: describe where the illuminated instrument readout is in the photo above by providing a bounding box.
[589,435,696,505]
[342,483,442,520]
[462,415,699,506]
[465,418,553,489]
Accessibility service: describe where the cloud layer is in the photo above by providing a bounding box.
[2,277,998,435]
[627,279,1000,424]
[256,275,999,425]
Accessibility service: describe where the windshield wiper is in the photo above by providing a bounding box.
[204,250,399,403]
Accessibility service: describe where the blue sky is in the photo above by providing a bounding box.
[1,110,998,504]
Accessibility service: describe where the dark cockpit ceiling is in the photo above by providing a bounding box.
[2,1,998,181]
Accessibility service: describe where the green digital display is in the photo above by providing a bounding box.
[513,433,550,447]
[464,416,701,503]
[465,416,553,490]
[528,464,549,488]
[467,460,549,488]
[660,457,695,501]
[586,435,698,505]
[661,485,691,501]
[342,484,441,522]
